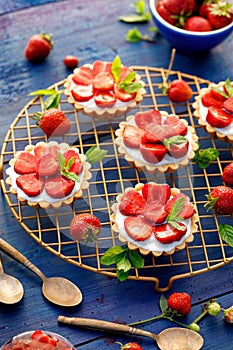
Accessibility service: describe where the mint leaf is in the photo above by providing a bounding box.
[193,145,219,169]
[219,224,233,247]
[128,249,144,268]
[116,269,129,282]
[100,246,127,265]
[85,146,107,164]
[28,89,58,96]
[134,0,146,15]
[119,13,151,23]
[29,89,62,110]
[168,197,184,220]
[111,55,122,84]
[224,78,233,97]
[159,295,168,313]
[117,256,131,272]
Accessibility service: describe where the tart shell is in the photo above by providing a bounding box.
[64,64,146,121]
[193,81,233,143]
[5,141,92,209]
[115,112,199,174]
[111,183,198,257]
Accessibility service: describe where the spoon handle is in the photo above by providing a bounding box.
[58,316,157,342]
[0,238,46,281]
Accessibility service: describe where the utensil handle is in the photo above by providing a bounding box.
[0,238,46,281]
[57,316,157,341]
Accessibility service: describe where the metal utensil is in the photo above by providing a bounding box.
[58,316,204,350]
[0,252,24,304]
[0,238,82,307]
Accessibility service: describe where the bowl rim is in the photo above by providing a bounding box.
[149,0,233,37]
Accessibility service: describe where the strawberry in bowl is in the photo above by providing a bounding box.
[5,141,94,209]
[111,182,198,256]
[64,55,145,120]
[115,109,199,173]
[193,78,233,143]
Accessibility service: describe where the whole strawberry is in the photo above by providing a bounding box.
[167,292,192,315]
[184,16,213,31]
[208,2,233,29]
[117,342,143,350]
[162,0,196,16]
[205,185,233,215]
[70,213,101,243]
[25,33,53,62]
[39,108,71,137]
[168,79,193,103]
[222,162,233,185]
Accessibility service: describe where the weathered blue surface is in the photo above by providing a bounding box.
[0,1,233,349]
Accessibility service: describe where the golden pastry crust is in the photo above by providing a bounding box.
[193,81,233,143]
[111,183,198,257]
[5,141,92,209]
[115,111,199,174]
[64,63,146,121]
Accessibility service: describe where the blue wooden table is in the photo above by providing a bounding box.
[1,1,233,349]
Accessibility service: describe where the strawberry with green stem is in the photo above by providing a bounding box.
[205,185,233,215]
[70,213,101,243]
[25,33,53,62]
[159,49,193,103]
[208,1,233,29]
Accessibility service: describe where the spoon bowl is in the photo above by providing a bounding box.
[58,316,204,350]
[0,253,24,304]
[0,238,82,307]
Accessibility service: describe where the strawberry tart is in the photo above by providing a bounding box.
[64,56,145,120]
[115,109,199,173]
[193,79,233,143]
[111,182,198,256]
[5,141,91,209]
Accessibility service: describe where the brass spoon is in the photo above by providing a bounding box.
[0,238,82,307]
[58,316,204,350]
[0,252,24,304]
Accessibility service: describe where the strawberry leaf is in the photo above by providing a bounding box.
[159,295,168,313]
[219,224,233,247]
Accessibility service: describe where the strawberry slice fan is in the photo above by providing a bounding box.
[1,66,233,292]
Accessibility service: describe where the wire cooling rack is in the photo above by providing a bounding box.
[1,66,233,292]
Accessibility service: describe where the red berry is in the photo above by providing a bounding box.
[222,163,233,186]
[168,79,193,103]
[70,213,101,243]
[39,108,71,137]
[25,33,53,62]
[119,342,144,350]
[205,185,233,215]
[64,55,79,69]
[184,16,213,32]
[167,292,192,315]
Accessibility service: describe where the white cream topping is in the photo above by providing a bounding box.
[6,144,85,203]
[121,116,193,166]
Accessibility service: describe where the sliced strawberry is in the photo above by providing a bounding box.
[72,67,94,85]
[165,137,189,158]
[45,175,75,198]
[142,201,168,224]
[31,330,57,346]
[114,86,136,102]
[153,222,187,244]
[16,173,44,197]
[93,72,115,91]
[164,115,188,136]
[94,91,116,108]
[143,123,170,143]
[92,60,112,76]
[165,193,195,219]
[135,109,162,130]
[64,149,83,175]
[210,88,227,102]
[122,124,145,148]
[14,152,37,175]
[140,143,167,163]
[201,91,224,108]
[35,153,59,177]
[141,183,171,205]
[34,144,47,159]
[119,66,134,82]
[71,84,94,102]
[124,216,153,241]
[34,144,60,160]
[223,96,233,114]
[119,190,146,216]
[206,106,232,128]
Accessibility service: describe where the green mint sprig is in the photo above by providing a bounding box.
[119,0,152,23]
[211,78,233,99]
[192,145,219,169]
[28,89,63,111]
[111,55,143,93]
[85,146,107,164]
[100,246,144,281]
[125,27,156,43]
[219,224,233,247]
[167,197,185,230]
[58,152,80,182]
[163,135,187,150]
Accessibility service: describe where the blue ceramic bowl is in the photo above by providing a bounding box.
[149,0,233,53]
